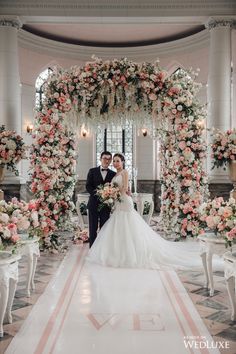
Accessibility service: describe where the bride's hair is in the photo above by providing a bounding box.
[113,153,125,162]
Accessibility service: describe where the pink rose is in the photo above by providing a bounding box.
[178,141,186,150]
[11,234,20,243]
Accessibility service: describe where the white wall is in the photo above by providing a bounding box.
[77,134,95,180]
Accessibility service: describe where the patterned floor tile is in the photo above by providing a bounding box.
[217,327,236,341]
[196,298,229,311]
[191,288,221,297]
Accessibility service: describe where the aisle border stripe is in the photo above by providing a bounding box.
[34,246,86,354]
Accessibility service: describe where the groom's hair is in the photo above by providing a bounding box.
[100,151,112,158]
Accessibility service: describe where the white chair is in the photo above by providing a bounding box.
[76,193,89,230]
[132,193,154,225]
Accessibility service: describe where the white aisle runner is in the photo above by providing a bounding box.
[6,245,219,354]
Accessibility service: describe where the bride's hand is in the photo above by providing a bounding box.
[126,189,131,196]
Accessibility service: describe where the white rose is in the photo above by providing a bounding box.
[177,105,183,111]
[2,228,11,239]
[0,213,9,224]
[6,140,17,150]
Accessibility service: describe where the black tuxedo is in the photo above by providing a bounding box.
[86,167,116,247]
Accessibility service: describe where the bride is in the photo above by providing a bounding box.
[87,153,208,270]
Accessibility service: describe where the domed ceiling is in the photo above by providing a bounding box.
[22,22,204,47]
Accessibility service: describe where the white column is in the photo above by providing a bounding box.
[0,17,24,184]
[206,18,236,182]
[232,29,236,129]
[0,17,22,132]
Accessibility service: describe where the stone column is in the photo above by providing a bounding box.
[0,17,22,132]
[0,17,24,188]
[206,18,236,183]
[232,28,236,129]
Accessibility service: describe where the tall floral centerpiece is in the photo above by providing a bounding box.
[0,125,26,176]
[211,128,236,199]
[0,125,26,200]
[199,197,236,247]
[0,198,40,251]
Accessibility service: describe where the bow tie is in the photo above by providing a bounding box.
[101,168,108,171]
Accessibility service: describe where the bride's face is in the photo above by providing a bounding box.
[113,156,123,170]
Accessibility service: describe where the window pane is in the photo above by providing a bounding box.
[96,122,133,176]
[35,68,52,109]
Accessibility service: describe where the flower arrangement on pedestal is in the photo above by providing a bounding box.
[0,125,26,175]
[0,214,19,251]
[198,197,236,247]
[211,129,236,169]
[3,198,40,236]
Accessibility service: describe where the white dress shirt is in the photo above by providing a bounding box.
[100,166,108,180]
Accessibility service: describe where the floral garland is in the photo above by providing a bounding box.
[211,128,236,169]
[44,57,166,132]
[0,125,26,175]
[159,69,208,237]
[31,58,208,242]
[30,109,76,246]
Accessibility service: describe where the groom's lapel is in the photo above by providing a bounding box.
[96,167,104,184]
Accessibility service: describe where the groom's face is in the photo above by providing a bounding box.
[100,154,112,168]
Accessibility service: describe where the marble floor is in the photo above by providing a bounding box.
[0,237,236,354]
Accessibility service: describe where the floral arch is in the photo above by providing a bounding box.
[30,57,208,244]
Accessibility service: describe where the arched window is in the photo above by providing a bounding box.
[96,123,133,175]
[35,68,53,110]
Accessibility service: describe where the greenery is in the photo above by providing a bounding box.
[133,201,151,215]
[80,202,88,216]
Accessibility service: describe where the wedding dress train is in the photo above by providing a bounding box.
[87,175,221,270]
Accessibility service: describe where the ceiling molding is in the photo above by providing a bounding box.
[1,0,235,17]
[18,28,210,62]
[22,24,205,47]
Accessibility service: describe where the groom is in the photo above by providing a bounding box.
[86,151,116,248]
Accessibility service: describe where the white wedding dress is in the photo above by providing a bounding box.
[87,174,220,270]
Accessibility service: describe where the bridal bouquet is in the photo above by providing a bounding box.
[96,182,121,211]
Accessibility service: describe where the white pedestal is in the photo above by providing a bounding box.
[224,251,236,321]
[198,233,235,296]
[0,252,21,337]
[19,236,40,297]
